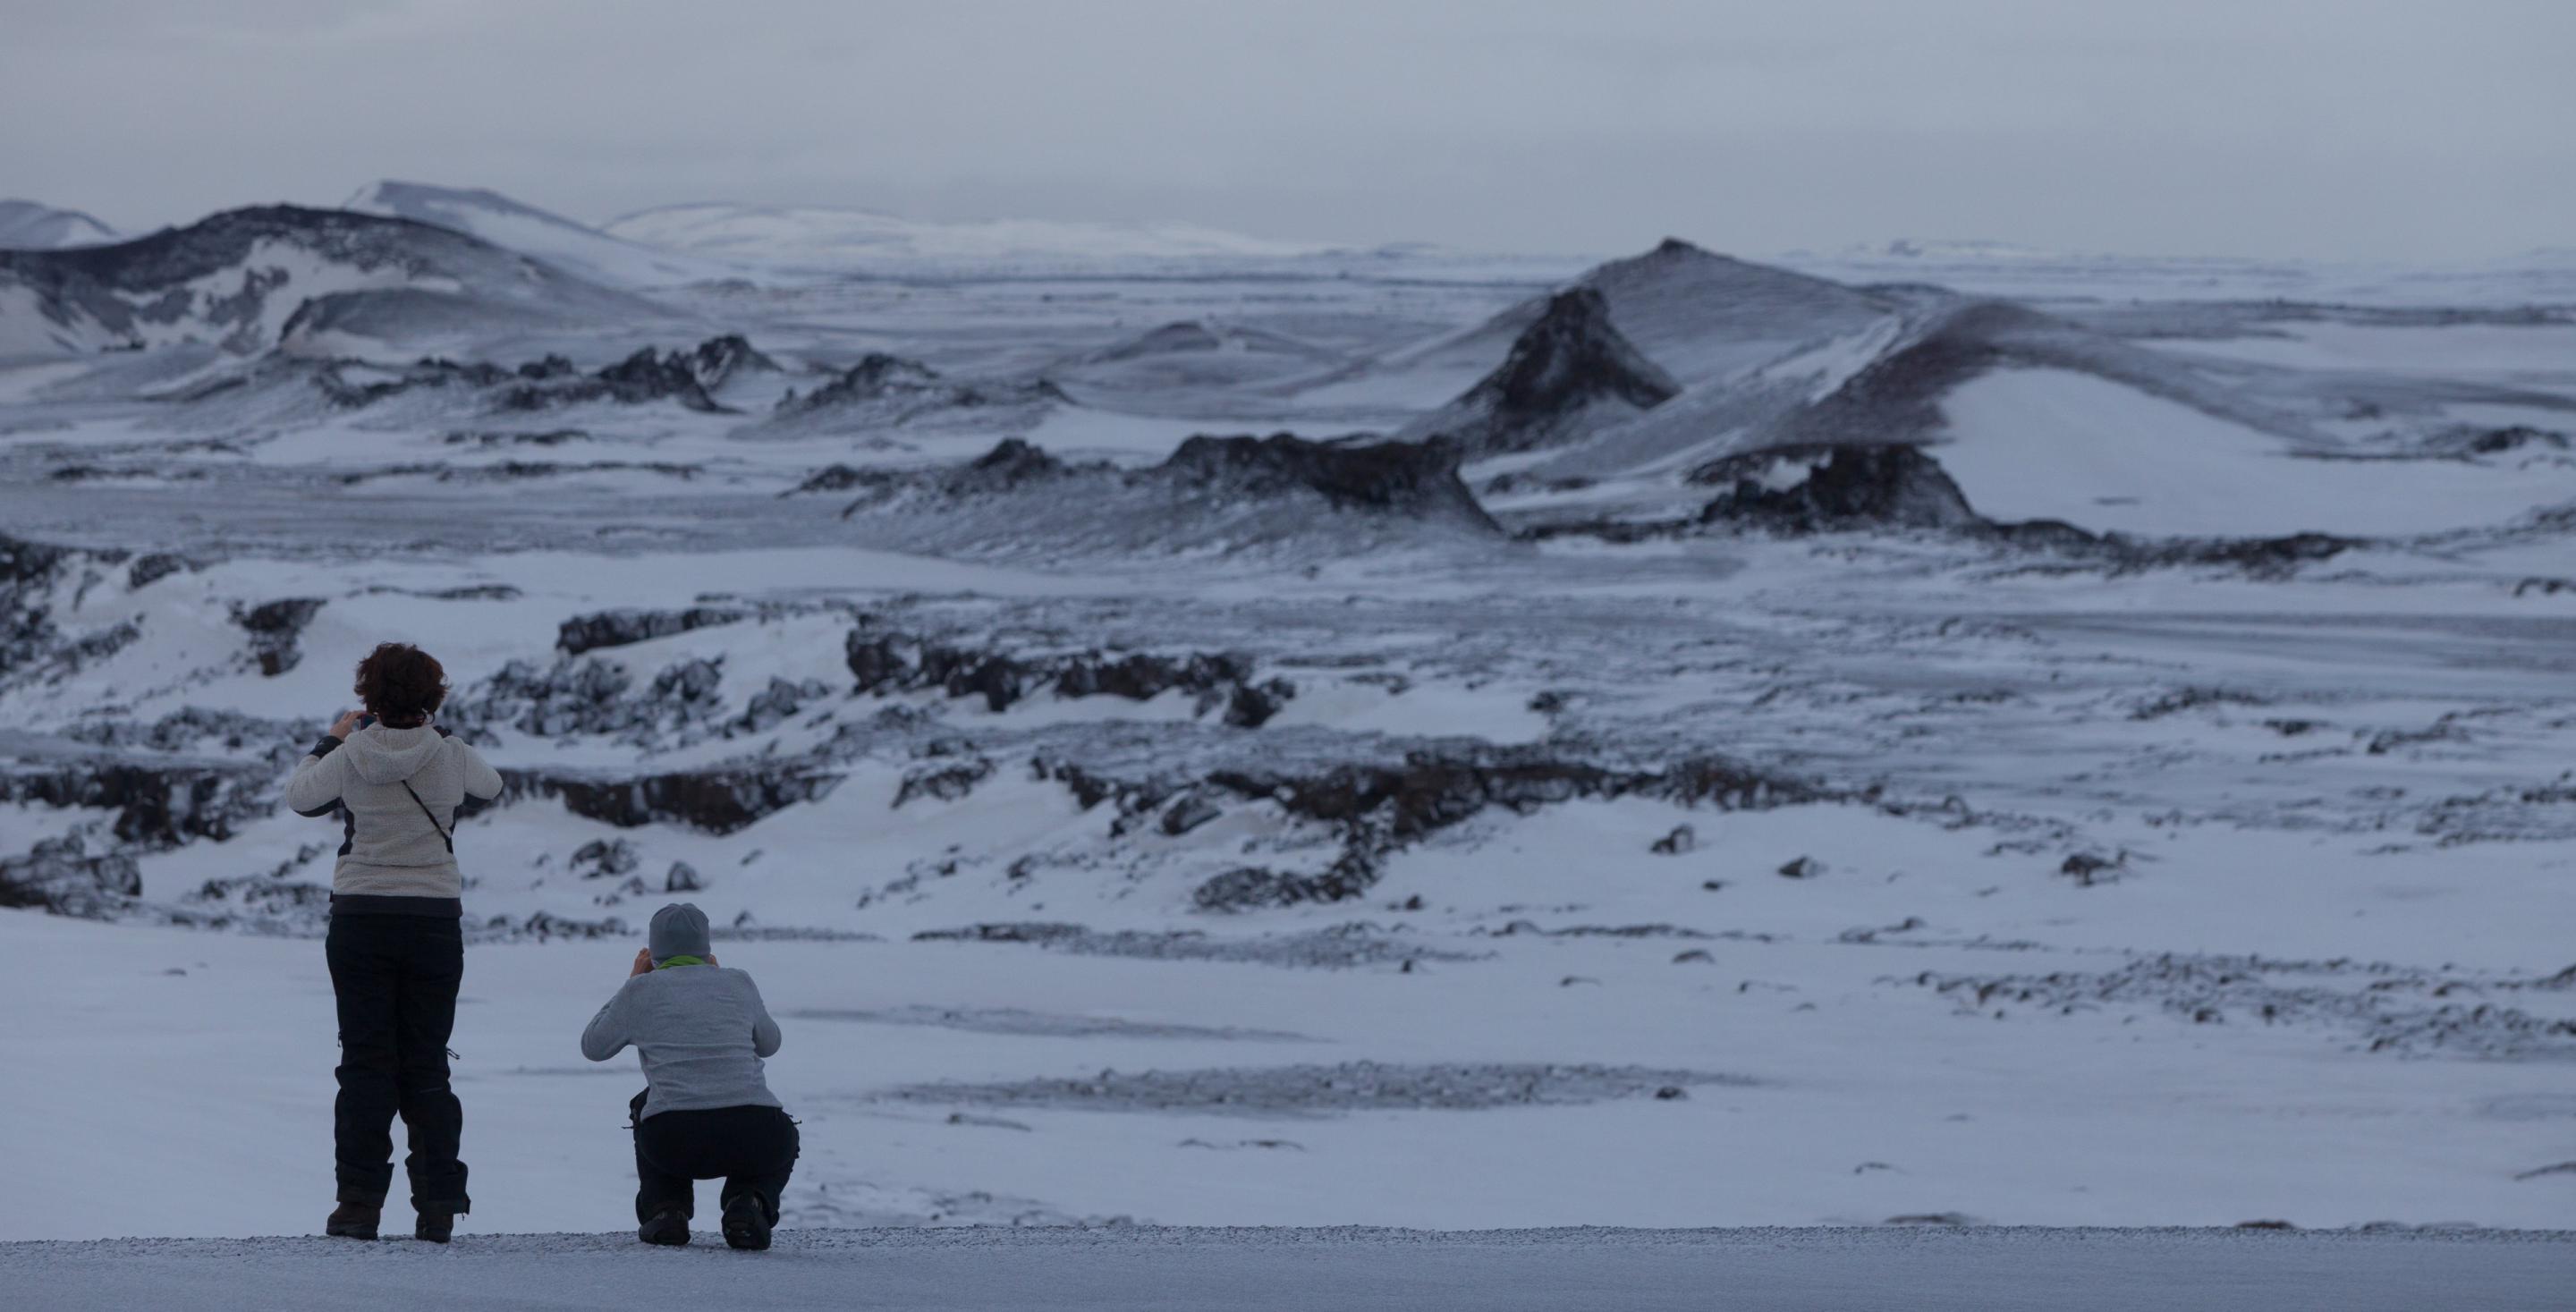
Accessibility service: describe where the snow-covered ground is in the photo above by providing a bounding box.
[5,1227,2572,1312]
[2,195,2572,1248]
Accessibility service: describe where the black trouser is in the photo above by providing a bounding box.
[325,912,469,1211]
[629,1089,799,1224]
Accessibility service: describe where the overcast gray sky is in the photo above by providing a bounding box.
[4,0,2568,260]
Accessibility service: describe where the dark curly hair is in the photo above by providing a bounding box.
[353,643,448,728]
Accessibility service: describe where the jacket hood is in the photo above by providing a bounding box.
[343,724,446,784]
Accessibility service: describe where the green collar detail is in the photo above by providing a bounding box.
[655,955,710,969]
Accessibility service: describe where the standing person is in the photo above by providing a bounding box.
[283,642,503,1244]
[580,903,798,1250]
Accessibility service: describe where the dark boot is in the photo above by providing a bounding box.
[326,1201,381,1240]
[415,1206,455,1244]
[720,1192,772,1252]
[640,1206,690,1247]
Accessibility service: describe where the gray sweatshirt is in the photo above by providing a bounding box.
[283,724,504,901]
[581,965,785,1119]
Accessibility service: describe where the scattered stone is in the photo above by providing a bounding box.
[1837,917,1927,944]
[2512,1162,2576,1181]
[127,553,189,590]
[2236,1219,2299,1230]
[1650,825,1697,855]
[2060,852,2126,886]
[1885,1213,1980,1227]
[1674,950,1716,964]
[945,1113,1033,1132]
[1161,795,1224,836]
[1903,952,2576,1060]
[894,757,996,808]
[570,838,640,880]
[1777,856,1821,879]
[665,861,701,893]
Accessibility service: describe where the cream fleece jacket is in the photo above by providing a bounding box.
[284,723,503,900]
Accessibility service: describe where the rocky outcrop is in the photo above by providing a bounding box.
[736,676,835,734]
[1183,746,1833,911]
[778,353,1066,418]
[1694,444,1980,532]
[233,597,326,676]
[0,756,273,848]
[311,334,776,414]
[842,625,1295,726]
[500,760,843,834]
[0,833,141,918]
[446,655,725,744]
[495,334,777,412]
[821,433,1506,554]
[1404,288,1680,455]
[556,606,747,656]
[1155,433,1498,529]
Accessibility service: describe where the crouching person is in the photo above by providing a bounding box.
[580,903,798,1250]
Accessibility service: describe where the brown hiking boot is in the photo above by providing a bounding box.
[415,1206,456,1244]
[326,1201,381,1240]
[639,1206,690,1247]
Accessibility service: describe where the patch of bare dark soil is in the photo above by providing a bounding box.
[881,1060,1748,1116]
[911,920,1485,969]
[784,1005,1314,1042]
[1900,953,2576,1059]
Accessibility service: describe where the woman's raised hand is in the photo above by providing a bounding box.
[631,948,654,978]
[327,708,364,741]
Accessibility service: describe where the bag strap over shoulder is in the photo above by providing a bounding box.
[400,780,454,854]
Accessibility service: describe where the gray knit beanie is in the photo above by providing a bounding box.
[648,902,712,964]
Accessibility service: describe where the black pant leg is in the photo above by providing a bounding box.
[325,918,401,1206]
[632,1105,699,1223]
[716,1108,800,1225]
[393,918,470,1211]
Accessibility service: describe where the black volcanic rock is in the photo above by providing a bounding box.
[3,534,145,684]
[842,625,1292,724]
[780,353,1066,416]
[500,761,843,834]
[945,438,1071,494]
[831,434,1504,549]
[0,834,141,918]
[496,334,776,412]
[1697,444,1980,532]
[1156,434,1499,529]
[233,597,326,677]
[1187,745,1832,911]
[556,606,747,656]
[309,334,773,413]
[1412,288,1680,455]
[0,756,272,848]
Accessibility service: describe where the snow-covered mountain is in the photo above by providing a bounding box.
[0,199,122,251]
[343,181,732,288]
[1380,239,2576,544]
[0,205,672,355]
[603,202,1339,269]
